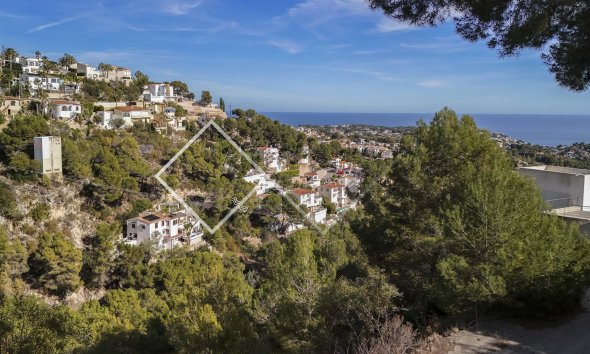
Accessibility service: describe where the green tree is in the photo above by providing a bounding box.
[219,97,225,112]
[199,91,212,106]
[1,47,18,61]
[27,232,83,297]
[82,223,121,288]
[369,0,590,91]
[0,295,81,354]
[352,107,590,317]
[0,181,20,220]
[134,70,150,87]
[0,114,49,163]
[0,226,27,291]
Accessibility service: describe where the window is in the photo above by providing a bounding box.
[10,101,16,106]
[62,106,67,110]
[141,225,145,229]
[131,223,136,229]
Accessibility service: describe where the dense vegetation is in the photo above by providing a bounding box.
[369,0,590,91]
[0,107,590,353]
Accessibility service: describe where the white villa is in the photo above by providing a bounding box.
[125,211,203,251]
[20,73,63,92]
[319,183,348,208]
[15,57,43,74]
[46,100,81,120]
[290,189,327,224]
[291,189,322,208]
[144,83,175,103]
[257,146,284,173]
[303,172,321,188]
[244,172,278,195]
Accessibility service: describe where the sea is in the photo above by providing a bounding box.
[262,112,590,147]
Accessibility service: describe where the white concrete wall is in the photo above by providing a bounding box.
[518,167,587,205]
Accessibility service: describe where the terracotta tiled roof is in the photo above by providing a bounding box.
[320,183,345,189]
[291,188,315,196]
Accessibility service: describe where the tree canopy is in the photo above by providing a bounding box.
[352,107,590,317]
[369,0,590,91]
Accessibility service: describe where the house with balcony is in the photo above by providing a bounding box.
[144,83,175,103]
[303,172,321,188]
[257,146,284,173]
[319,183,348,208]
[45,100,81,120]
[291,189,322,208]
[20,73,63,92]
[15,57,43,73]
[125,211,203,251]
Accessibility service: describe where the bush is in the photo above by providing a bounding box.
[29,203,50,222]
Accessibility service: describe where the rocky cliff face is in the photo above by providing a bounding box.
[3,177,99,248]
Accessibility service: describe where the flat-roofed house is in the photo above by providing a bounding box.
[518,165,590,211]
[76,63,101,79]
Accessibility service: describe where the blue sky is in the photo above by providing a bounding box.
[1,0,589,114]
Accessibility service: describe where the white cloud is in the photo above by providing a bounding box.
[400,37,467,52]
[162,1,201,15]
[27,15,84,33]
[329,66,396,81]
[274,0,369,28]
[267,40,302,54]
[0,11,32,19]
[353,50,379,55]
[374,18,415,33]
[418,79,447,88]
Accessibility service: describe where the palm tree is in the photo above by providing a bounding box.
[34,50,41,60]
[58,53,76,68]
[98,63,113,79]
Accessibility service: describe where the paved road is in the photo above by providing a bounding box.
[451,290,590,354]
